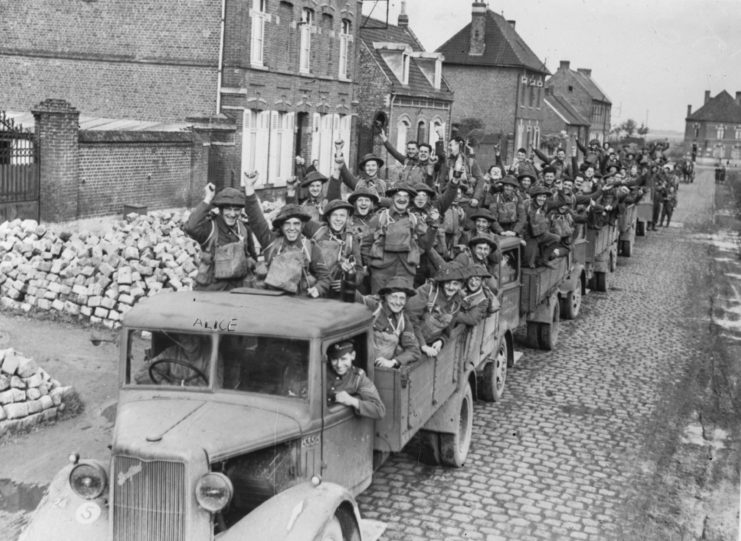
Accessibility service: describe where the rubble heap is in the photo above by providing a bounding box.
[0,348,75,437]
[0,212,201,329]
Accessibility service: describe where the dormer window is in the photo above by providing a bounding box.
[401,52,410,85]
[433,58,441,90]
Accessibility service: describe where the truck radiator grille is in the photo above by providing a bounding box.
[112,456,186,541]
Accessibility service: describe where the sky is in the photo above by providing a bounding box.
[361,0,741,132]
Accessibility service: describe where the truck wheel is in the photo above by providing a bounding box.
[636,221,645,236]
[439,384,473,467]
[608,250,617,272]
[537,303,560,350]
[526,321,540,348]
[621,239,632,257]
[560,285,581,320]
[593,271,607,292]
[319,506,361,541]
[480,339,507,402]
[417,430,441,465]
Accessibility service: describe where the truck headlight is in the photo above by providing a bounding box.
[69,462,108,499]
[195,472,233,513]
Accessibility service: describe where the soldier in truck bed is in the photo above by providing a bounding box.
[326,341,386,419]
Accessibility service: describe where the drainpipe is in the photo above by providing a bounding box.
[216,0,226,113]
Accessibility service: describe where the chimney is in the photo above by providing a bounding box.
[577,68,592,77]
[469,2,487,56]
[397,0,409,28]
[704,90,711,104]
[736,91,741,106]
[559,60,570,71]
[507,19,516,30]
[687,104,692,117]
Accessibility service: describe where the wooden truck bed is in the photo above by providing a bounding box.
[373,325,466,453]
[636,197,653,221]
[618,205,637,234]
[520,257,568,315]
[585,225,617,263]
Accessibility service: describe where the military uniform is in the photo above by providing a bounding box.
[327,366,386,419]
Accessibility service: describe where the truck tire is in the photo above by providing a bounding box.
[417,430,441,465]
[319,506,361,541]
[439,384,473,468]
[560,285,581,320]
[608,250,617,272]
[593,271,607,292]
[538,302,560,350]
[636,221,645,236]
[526,321,540,348]
[480,339,507,402]
[621,239,632,257]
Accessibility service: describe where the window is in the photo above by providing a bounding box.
[529,84,535,107]
[499,249,520,287]
[694,124,700,138]
[717,124,725,139]
[299,8,314,74]
[401,53,410,85]
[242,110,295,185]
[735,126,741,140]
[416,121,426,145]
[397,117,411,149]
[430,118,444,146]
[251,0,268,67]
[338,19,351,79]
[310,113,351,176]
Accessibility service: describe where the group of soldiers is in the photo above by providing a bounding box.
[182,130,680,372]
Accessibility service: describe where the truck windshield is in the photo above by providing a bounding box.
[126,330,309,399]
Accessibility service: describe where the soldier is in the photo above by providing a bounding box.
[184,184,258,291]
[658,185,678,227]
[378,127,433,187]
[489,176,527,237]
[455,264,499,327]
[523,185,562,268]
[297,171,328,222]
[454,234,500,293]
[359,277,421,369]
[242,173,330,297]
[326,341,385,419]
[336,142,388,198]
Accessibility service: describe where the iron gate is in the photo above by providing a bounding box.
[0,111,39,223]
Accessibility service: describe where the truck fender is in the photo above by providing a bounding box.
[422,376,472,435]
[217,480,362,541]
[558,264,583,295]
[527,292,559,324]
[19,462,109,541]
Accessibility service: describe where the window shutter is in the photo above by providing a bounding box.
[254,111,270,182]
[310,112,321,167]
[280,113,295,183]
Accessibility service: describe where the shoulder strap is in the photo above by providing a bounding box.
[301,238,312,263]
[426,284,439,313]
[202,220,217,251]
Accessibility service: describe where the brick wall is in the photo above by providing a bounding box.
[0,0,221,122]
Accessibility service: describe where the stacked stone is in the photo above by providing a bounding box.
[0,348,73,436]
[0,211,201,329]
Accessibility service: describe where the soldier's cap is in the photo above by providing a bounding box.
[433,261,467,282]
[500,175,520,188]
[300,171,328,187]
[386,182,418,198]
[468,234,498,249]
[378,276,417,298]
[466,264,492,279]
[412,182,437,197]
[358,153,384,169]
[517,173,536,183]
[328,340,355,359]
[347,186,380,205]
[589,139,600,146]
[469,209,496,222]
[272,204,312,229]
[212,187,246,208]
[322,199,354,220]
[529,185,552,197]
[542,166,557,175]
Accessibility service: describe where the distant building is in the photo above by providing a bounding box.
[684,90,741,160]
[436,2,549,167]
[540,89,590,158]
[356,3,453,173]
[546,61,611,144]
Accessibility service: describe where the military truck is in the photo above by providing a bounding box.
[20,257,523,541]
[635,194,653,236]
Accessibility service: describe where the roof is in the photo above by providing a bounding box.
[435,9,548,74]
[3,111,190,132]
[544,94,590,126]
[359,19,453,99]
[569,70,611,104]
[687,91,741,123]
[123,290,374,339]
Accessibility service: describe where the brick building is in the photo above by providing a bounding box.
[0,0,362,194]
[684,90,741,160]
[546,61,611,144]
[355,5,453,171]
[436,2,549,167]
[541,90,589,157]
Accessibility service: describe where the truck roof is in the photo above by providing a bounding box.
[123,289,374,339]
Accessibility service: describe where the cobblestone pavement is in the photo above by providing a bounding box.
[357,168,738,540]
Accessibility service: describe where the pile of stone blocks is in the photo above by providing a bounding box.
[0,348,74,436]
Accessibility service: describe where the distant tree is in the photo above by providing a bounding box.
[620,119,638,137]
[637,123,649,136]
[453,117,486,147]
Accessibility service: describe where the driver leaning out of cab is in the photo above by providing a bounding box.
[135,333,221,387]
[326,341,385,419]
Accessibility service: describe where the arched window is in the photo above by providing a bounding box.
[416,120,426,145]
[397,116,411,149]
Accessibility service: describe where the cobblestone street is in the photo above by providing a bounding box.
[357,167,740,540]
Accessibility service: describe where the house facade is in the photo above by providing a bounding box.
[684,90,741,160]
[541,90,589,157]
[546,61,611,144]
[0,0,363,193]
[436,2,549,167]
[355,7,453,172]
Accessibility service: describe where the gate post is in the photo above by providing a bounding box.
[32,99,80,222]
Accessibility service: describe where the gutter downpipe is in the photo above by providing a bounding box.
[216,0,226,114]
